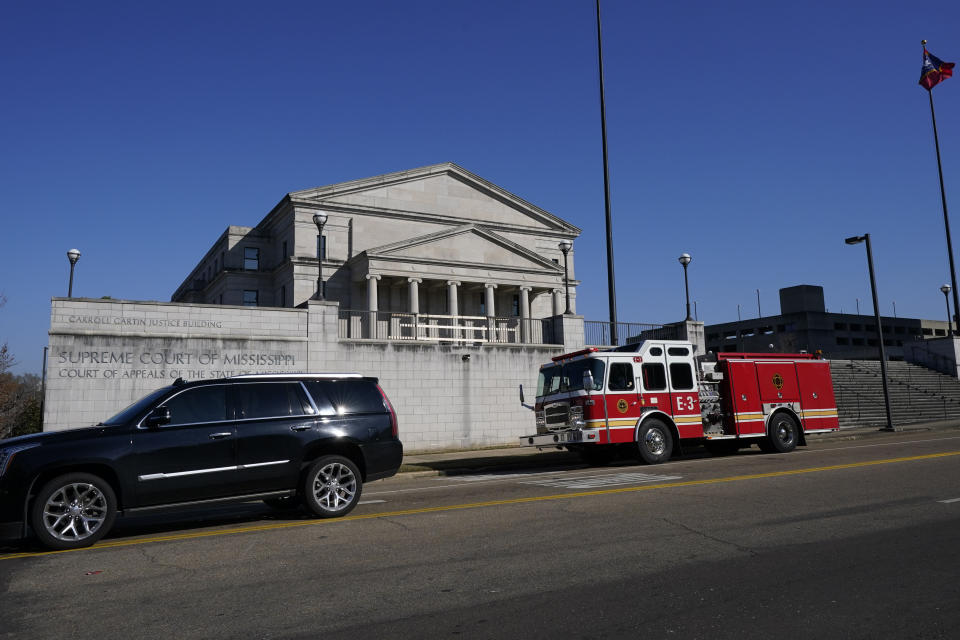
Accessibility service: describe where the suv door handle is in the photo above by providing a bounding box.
[208,432,232,439]
[290,424,312,432]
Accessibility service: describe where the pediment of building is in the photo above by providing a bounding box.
[364,225,562,274]
[289,163,579,233]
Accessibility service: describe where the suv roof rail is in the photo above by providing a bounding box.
[227,373,363,379]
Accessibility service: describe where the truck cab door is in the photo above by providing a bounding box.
[664,345,702,439]
[603,358,641,443]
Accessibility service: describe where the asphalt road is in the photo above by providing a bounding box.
[2,433,959,639]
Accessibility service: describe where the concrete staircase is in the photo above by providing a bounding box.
[830,359,960,428]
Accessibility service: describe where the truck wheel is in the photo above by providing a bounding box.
[637,419,673,464]
[303,455,362,518]
[763,413,799,453]
[30,473,117,550]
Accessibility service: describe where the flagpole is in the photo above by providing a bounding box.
[924,41,960,334]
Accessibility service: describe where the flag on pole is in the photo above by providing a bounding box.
[920,48,955,90]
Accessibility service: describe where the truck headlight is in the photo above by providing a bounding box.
[569,405,585,429]
[0,443,39,478]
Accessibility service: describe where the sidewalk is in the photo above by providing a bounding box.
[398,419,960,476]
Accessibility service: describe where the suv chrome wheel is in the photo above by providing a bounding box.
[31,473,117,550]
[303,455,363,518]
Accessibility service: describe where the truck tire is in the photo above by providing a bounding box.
[30,472,117,550]
[761,413,799,453]
[637,419,674,465]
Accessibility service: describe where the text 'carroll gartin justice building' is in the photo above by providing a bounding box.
[172,163,581,333]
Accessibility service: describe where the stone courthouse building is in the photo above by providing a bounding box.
[44,164,593,450]
[171,162,581,337]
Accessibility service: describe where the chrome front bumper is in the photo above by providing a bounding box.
[519,428,601,448]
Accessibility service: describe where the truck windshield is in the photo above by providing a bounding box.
[537,360,605,397]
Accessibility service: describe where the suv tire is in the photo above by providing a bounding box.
[303,455,362,518]
[31,472,117,550]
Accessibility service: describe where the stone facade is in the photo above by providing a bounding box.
[46,165,595,450]
[172,163,581,327]
[45,298,584,450]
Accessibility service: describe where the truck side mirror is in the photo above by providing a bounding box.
[582,370,594,394]
[145,406,171,428]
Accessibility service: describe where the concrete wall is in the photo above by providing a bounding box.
[45,298,578,451]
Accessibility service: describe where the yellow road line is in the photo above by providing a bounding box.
[3,450,958,561]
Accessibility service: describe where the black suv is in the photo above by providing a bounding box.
[0,374,402,550]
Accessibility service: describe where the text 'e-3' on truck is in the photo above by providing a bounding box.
[519,340,839,465]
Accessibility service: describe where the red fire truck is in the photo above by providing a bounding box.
[520,340,839,464]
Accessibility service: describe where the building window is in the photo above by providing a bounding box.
[478,293,485,316]
[219,294,223,305]
[922,328,933,336]
[850,323,862,331]
[894,326,905,334]
[280,285,286,308]
[866,325,876,332]
[243,290,258,307]
[836,337,849,345]
[244,247,259,271]
[834,322,847,330]
[852,338,865,346]
[282,240,288,261]
[935,329,946,336]
[316,235,327,260]
[551,258,559,265]
[511,295,520,316]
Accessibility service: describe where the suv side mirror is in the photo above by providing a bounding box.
[145,407,171,428]
[582,371,594,394]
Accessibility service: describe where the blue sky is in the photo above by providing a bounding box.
[2,0,960,374]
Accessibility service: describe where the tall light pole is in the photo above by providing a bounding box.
[559,240,573,315]
[596,0,618,344]
[756,288,761,318]
[678,253,692,321]
[66,249,81,298]
[941,284,952,335]
[313,213,328,300]
[845,234,895,432]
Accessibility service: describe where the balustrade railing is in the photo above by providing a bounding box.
[337,310,555,345]
[583,320,673,347]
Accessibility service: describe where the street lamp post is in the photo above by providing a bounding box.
[845,234,895,432]
[313,213,328,301]
[941,284,953,336]
[559,240,573,315]
[66,249,81,298]
[678,253,692,321]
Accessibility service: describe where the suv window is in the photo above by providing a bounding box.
[164,386,227,425]
[235,382,313,420]
[305,380,385,416]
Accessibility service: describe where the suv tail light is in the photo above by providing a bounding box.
[377,384,398,437]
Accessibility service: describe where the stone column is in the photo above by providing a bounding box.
[447,280,460,342]
[520,286,531,343]
[366,274,380,339]
[484,283,497,342]
[407,277,421,340]
[552,288,563,317]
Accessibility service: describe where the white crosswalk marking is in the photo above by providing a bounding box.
[520,472,682,489]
